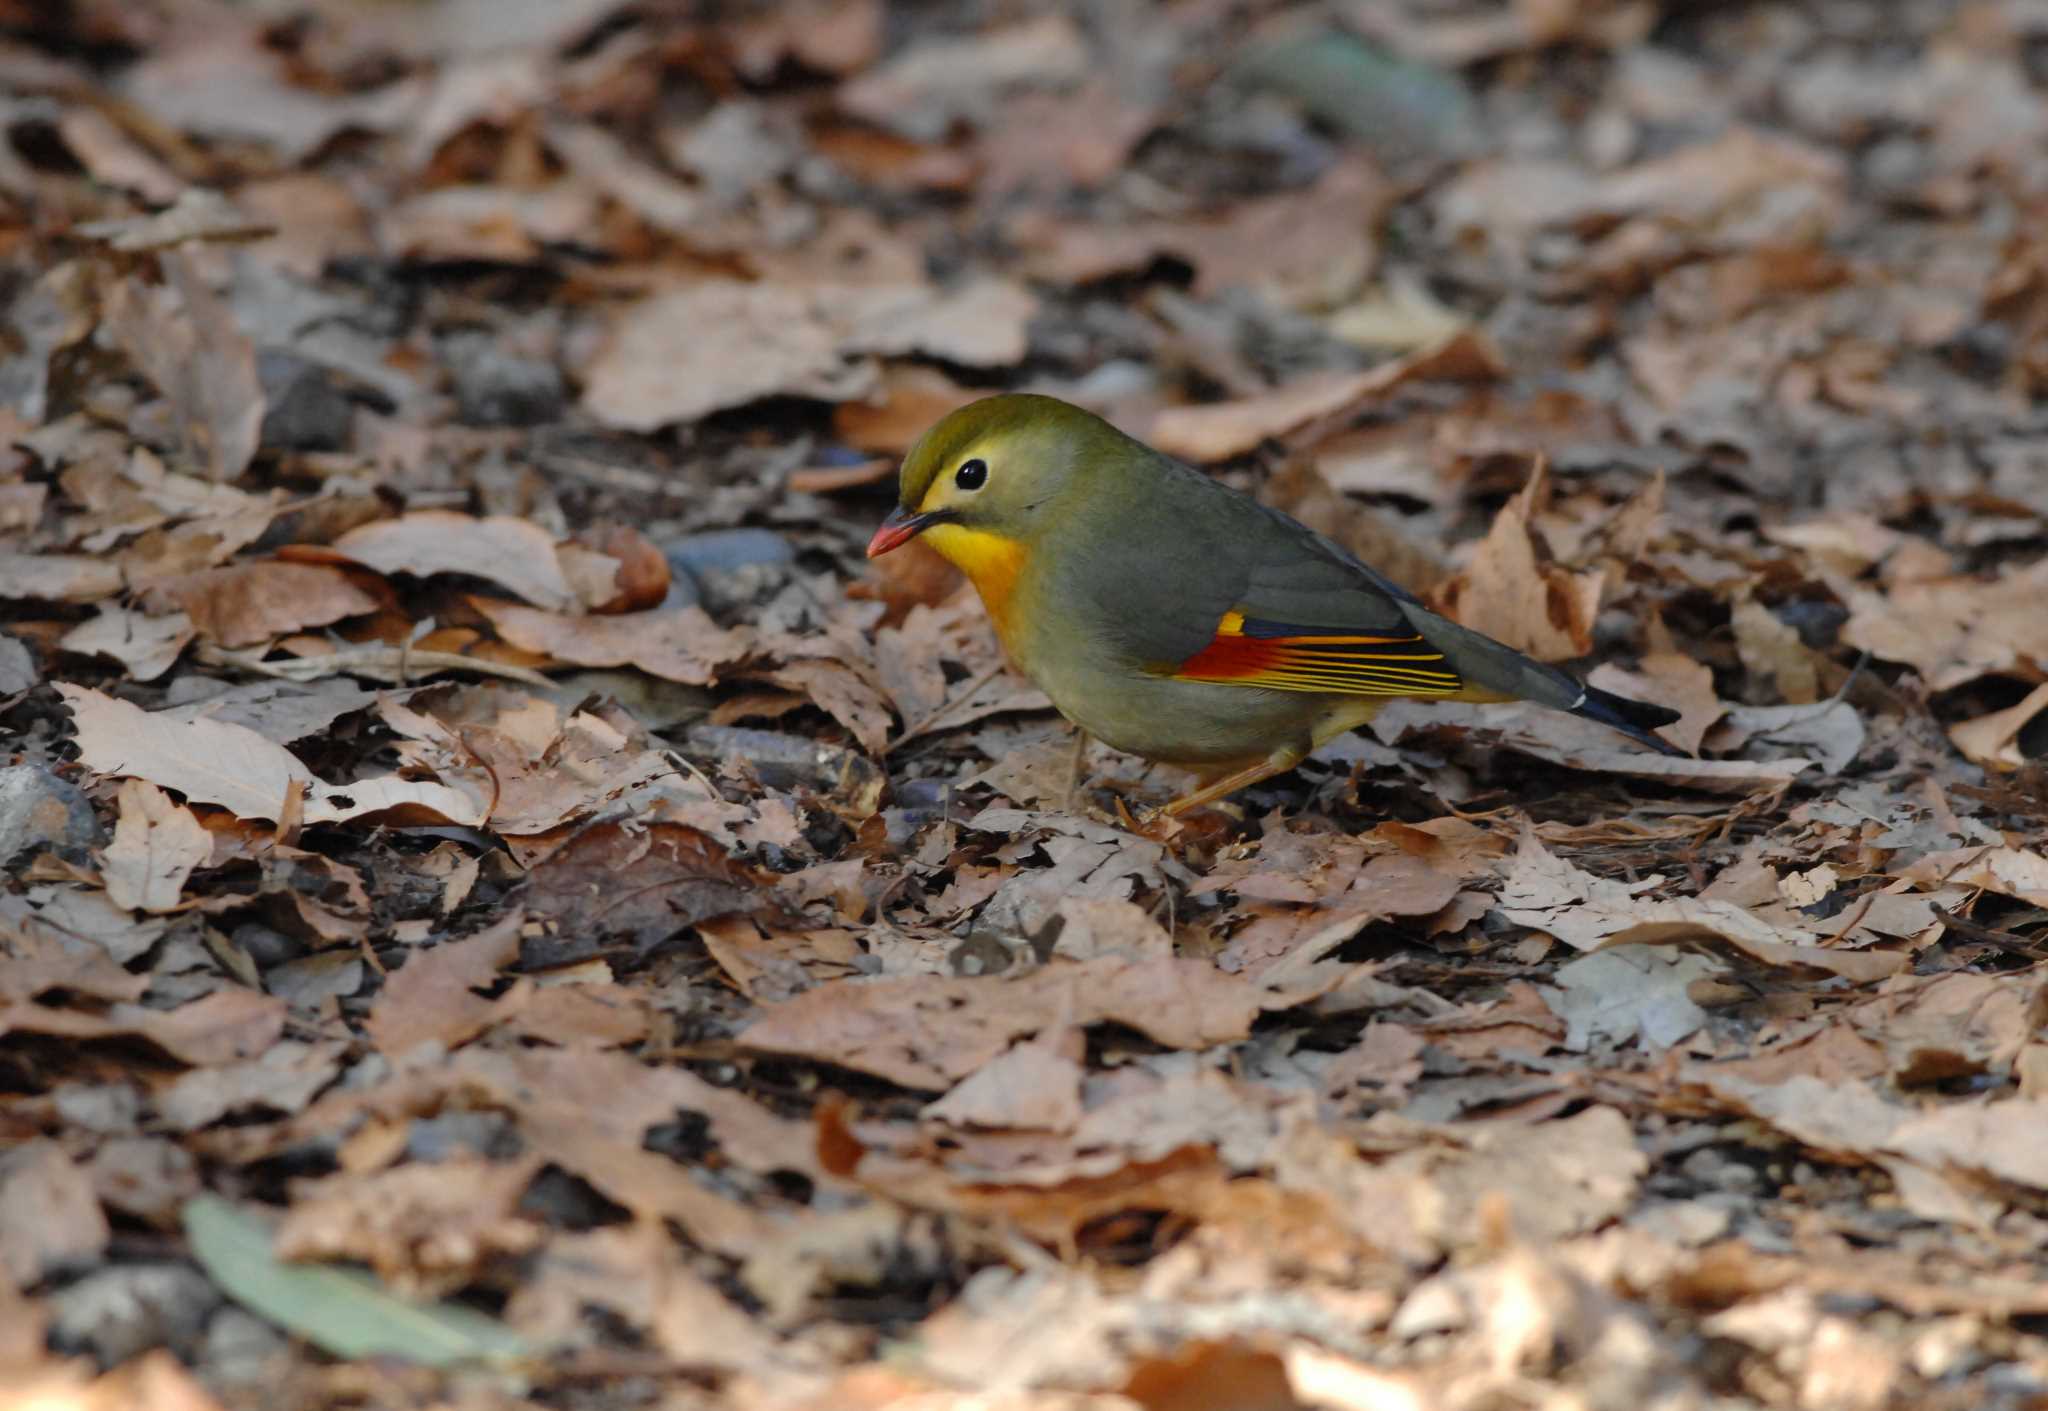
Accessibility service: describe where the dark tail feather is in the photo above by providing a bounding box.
[1572,685,1687,757]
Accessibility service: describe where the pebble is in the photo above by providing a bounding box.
[0,764,101,866]
[443,331,566,427]
[256,349,354,452]
[663,528,795,614]
[50,1264,220,1366]
[0,633,36,693]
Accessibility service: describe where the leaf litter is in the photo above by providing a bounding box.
[5,3,2048,1410]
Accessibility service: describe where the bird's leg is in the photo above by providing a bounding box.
[1161,744,1307,817]
[1062,725,1090,814]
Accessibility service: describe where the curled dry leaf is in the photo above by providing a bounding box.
[59,684,486,827]
[1839,557,2048,691]
[737,954,1261,1090]
[1150,330,1503,463]
[364,914,524,1061]
[59,606,195,682]
[0,987,285,1067]
[519,821,770,956]
[166,560,380,648]
[1948,683,2048,771]
[329,511,577,611]
[473,598,753,685]
[580,278,1036,432]
[1433,463,1603,662]
[102,780,210,914]
[100,252,265,482]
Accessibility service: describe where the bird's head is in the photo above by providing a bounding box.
[865,394,1131,562]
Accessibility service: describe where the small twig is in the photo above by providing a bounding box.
[883,659,1006,753]
[1930,904,2048,961]
[197,642,556,688]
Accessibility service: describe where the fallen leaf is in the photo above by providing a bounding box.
[0,987,286,1066]
[101,253,265,481]
[474,598,753,685]
[1433,463,1603,661]
[60,684,487,826]
[520,822,769,956]
[102,780,210,914]
[738,954,1258,1089]
[1150,332,1503,463]
[329,512,577,611]
[59,606,195,682]
[182,1195,533,1369]
[1948,683,2048,771]
[0,1140,110,1285]
[1840,557,2048,691]
[364,914,524,1060]
[167,561,380,648]
[580,278,1035,431]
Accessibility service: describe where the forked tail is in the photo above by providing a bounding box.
[1571,684,1686,756]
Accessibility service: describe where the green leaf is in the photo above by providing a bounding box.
[183,1195,535,1369]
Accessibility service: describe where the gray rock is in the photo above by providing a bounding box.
[664,526,794,577]
[50,1264,220,1366]
[257,349,354,452]
[201,1307,289,1387]
[0,633,36,694]
[444,331,566,427]
[0,764,100,866]
[663,528,795,614]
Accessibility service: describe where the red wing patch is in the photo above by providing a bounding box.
[1169,611,1464,697]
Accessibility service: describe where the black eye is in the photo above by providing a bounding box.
[954,458,988,491]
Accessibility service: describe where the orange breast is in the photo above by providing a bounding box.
[921,524,1028,643]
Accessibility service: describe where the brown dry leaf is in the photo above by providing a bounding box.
[473,598,753,685]
[166,561,380,648]
[364,913,524,1060]
[0,987,286,1067]
[102,780,209,914]
[59,606,196,682]
[101,253,265,481]
[1022,158,1394,307]
[838,13,1090,141]
[0,551,124,603]
[59,685,487,827]
[1380,1106,1648,1255]
[1589,654,1722,756]
[1732,592,1821,705]
[833,364,983,453]
[0,1140,110,1286]
[1495,833,1903,981]
[275,1156,544,1298]
[1150,331,1503,463]
[766,656,895,754]
[508,1222,777,1372]
[738,954,1259,1090]
[1433,463,1603,661]
[508,979,652,1049]
[1839,557,2048,690]
[1902,846,2048,906]
[1949,683,2048,771]
[520,821,769,955]
[731,0,883,77]
[329,511,577,611]
[580,278,1036,432]
[377,688,682,834]
[923,1032,1086,1133]
[156,1038,346,1131]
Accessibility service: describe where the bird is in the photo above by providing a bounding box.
[865,393,1684,816]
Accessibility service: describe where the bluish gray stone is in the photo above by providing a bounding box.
[663,527,794,577]
[0,764,100,865]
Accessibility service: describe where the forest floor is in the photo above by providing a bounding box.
[4,2,2048,1409]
